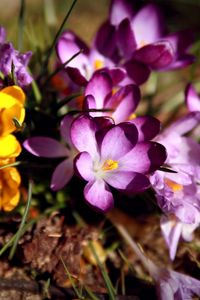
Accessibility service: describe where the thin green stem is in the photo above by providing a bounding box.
[42,0,78,73]
[44,49,83,86]
[0,161,22,170]
[9,180,33,259]
[88,241,116,300]
[18,0,26,51]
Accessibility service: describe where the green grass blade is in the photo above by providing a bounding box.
[42,0,78,72]
[88,240,116,300]
[60,256,83,299]
[9,180,33,259]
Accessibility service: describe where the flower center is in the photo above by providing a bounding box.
[94,59,104,70]
[164,178,183,192]
[102,159,118,171]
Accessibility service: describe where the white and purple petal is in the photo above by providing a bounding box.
[109,0,134,25]
[100,123,138,160]
[119,142,166,173]
[108,84,140,124]
[85,72,112,108]
[105,170,150,192]
[84,179,114,212]
[131,4,165,46]
[75,151,95,182]
[70,115,98,157]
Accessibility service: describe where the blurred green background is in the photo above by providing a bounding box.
[1,0,200,53]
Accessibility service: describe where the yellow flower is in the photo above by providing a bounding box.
[0,167,21,211]
[0,134,21,159]
[0,85,25,136]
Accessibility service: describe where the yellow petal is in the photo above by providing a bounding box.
[0,167,21,211]
[1,85,25,105]
[0,135,21,158]
[0,104,25,136]
[0,157,15,167]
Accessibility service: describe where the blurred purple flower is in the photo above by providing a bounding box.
[23,115,77,191]
[71,115,166,212]
[117,222,200,300]
[185,83,200,112]
[56,30,125,86]
[0,26,32,87]
[160,215,199,261]
[108,1,195,73]
[150,112,200,259]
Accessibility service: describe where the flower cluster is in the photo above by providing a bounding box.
[1,0,200,279]
[0,85,25,211]
[22,0,200,266]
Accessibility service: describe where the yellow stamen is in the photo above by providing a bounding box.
[139,40,147,48]
[128,113,137,120]
[102,159,118,171]
[165,178,183,192]
[94,59,104,70]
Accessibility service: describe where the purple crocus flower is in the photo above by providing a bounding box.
[23,115,77,190]
[108,1,195,72]
[56,30,125,86]
[160,215,199,261]
[83,71,162,135]
[0,26,32,87]
[117,222,200,300]
[71,115,166,212]
[150,112,200,259]
[83,71,140,123]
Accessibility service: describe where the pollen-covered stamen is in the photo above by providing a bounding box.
[164,178,183,192]
[94,59,104,70]
[102,159,118,171]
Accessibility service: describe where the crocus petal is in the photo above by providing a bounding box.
[133,42,174,69]
[131,4,165,46]
[124,59,151,85]
[129,116,161,141]
[164,111,200,136]
[108,84,140,124]
[160,215,182,261]
[100,123,138,160]
[165,30,194,56]
[84,179,114,212]
[85,72,112,108]
[75,152,95,181]
[60,114,74,148]
[106,67,126,85]
[66,66,88,86]
[50,158,74,191]
[119,142,166,173]
[23,137,69,158]
[56,33,88,69]
[1,85,26,105]
[117,18,136,58]
[70,115,98,158]
[105,170,150,192]
[185,84,200,112]
[94,21,120,62]
[0,135,21,158]
[109,0,134,25]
